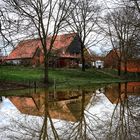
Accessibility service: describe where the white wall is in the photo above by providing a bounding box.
[95,60,104,69]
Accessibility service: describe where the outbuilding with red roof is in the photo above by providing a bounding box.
[6,33,81,67]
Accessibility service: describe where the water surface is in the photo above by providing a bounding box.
[0,82,140,140]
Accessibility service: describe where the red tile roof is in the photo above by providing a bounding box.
[6,33,76,60]
[47,33,76,50]
[7,39,41,60]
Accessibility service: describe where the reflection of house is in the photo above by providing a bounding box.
[104,82,140,104]
[6,33,81,67]
[104,49,140,72]
[8,91,92,122]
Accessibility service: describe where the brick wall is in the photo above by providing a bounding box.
[121,59,140,72]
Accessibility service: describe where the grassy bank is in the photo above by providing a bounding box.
[0,66,138,89]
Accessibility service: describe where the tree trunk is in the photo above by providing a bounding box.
[44,53,49,84]
[124,61,127,75]
[81,46,85,72]
[118,60,121,76]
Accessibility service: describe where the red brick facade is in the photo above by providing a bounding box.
[104,50,119,68]
[121,59,140,72]
[105,49,140,72]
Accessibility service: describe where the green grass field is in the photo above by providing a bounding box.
[1,66,139,89]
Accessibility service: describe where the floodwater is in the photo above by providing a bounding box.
[0,82,140,140]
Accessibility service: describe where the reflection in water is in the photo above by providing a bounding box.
[104,82,140,140]
[8,90,92,122]
[0,82,140,140]
[0,96,2,102]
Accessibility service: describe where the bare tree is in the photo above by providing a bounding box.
[104,4,140,76]
[106,82,140,140]
[131,0,140,13]
[0,5,15,56]
[1,0,73,83]
[65,0,101,71]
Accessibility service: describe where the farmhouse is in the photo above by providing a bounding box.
[104,49,140,72]
[121,59,140,72]
[6,33,81,67]
[104,49,119,69]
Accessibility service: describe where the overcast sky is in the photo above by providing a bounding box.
[0,0,134,55]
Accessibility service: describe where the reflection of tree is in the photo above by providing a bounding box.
[60,90,102,140]
[66,91,88,140]
[1,85,139,139]
[1,89,94,139]
[3,116,41,139]
[0,96,2,102]
[0,90,60,140]
[107,83,140,140]
[39,90,59,140]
